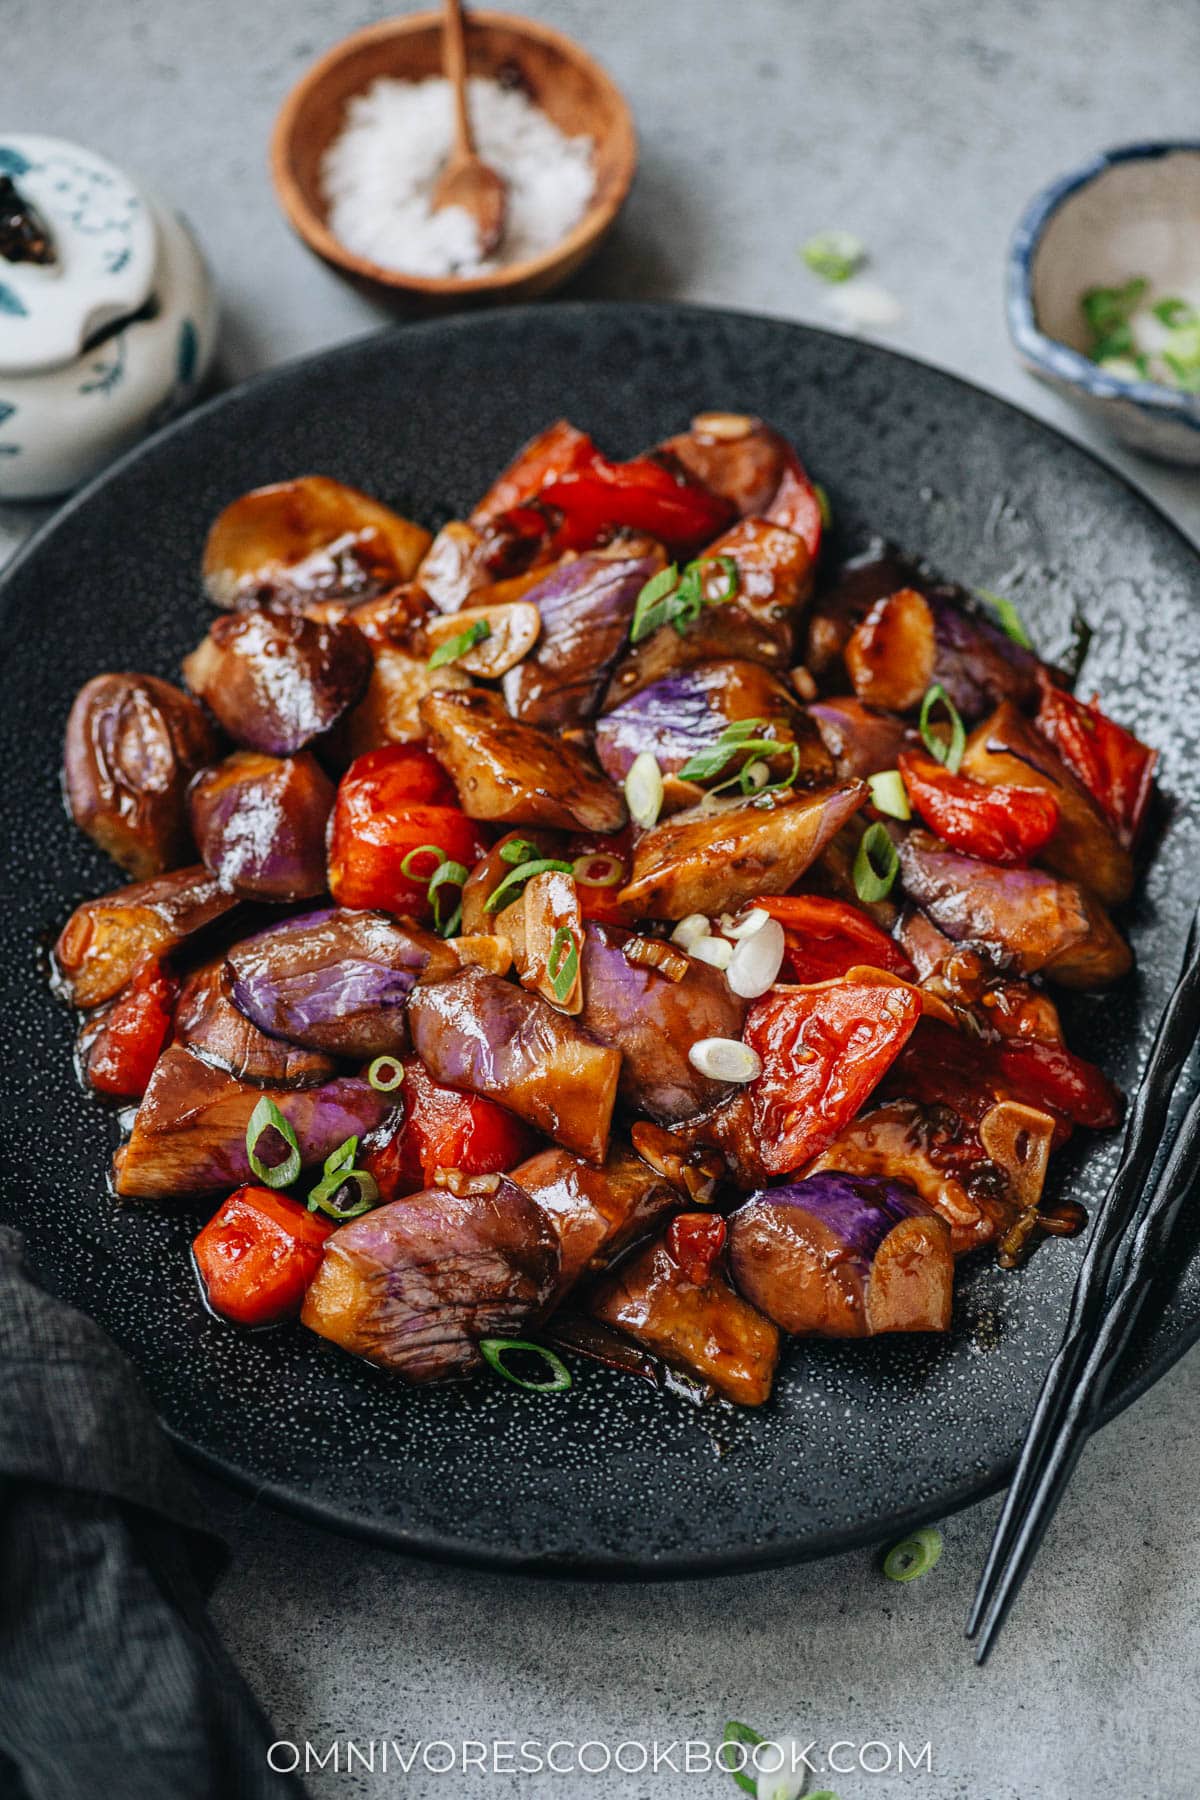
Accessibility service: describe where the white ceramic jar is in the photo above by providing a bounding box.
[0,134,217,499]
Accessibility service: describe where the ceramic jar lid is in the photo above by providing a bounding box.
[0,135,159,378]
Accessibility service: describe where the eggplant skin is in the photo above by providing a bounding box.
[408,965,621,1164]
[502,548,664,729]
[227,907,459,1058]
[188,749,334,901]
[174,957,340,1089]
[300,1179,559,1382]
[53,865,239,1009]
[727,1174,953,1338]
[808,697,910,781]
[512,1144,682,1304]
[182,608,372,755]
[578,922,748,1124]
[419,687,627,835]
[112,1046,392,1198]
[589,1234,780,1405]
[64,673,221,879]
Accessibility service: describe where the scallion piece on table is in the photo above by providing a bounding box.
[427,617,491,669]
[367,1056,405,1093]
[245,1095,301,1190]
[306,1135,379,1221]
[720,1721,764,1795]
[800,229,865,283]
[882,1524,943,1582]
[814,482,833,529]
[867,769,910,820]
[478,1337,572,1393]
[853,821,899,902]
[918,682,966,772]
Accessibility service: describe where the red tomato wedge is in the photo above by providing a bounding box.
[83,954,178,1098]
[763,445,824,561]
[753,894,916,984]
[469,420,597,526]
[1034,675,1157,850]
[328,747,488,918]
[537,453,736,554]
[362,1056,537,1199]
[742,980,923,1175]
[898,749,1060,866]
[193,1185,333,1327]
[883,1018,1123,1137]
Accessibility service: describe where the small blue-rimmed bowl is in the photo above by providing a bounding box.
[1008,141,1200,464]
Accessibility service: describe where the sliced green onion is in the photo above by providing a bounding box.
[571,851,623,887]
[306,1134,379,1221]
[479,1337,572,1393]
[720,1721,764,1795]
[484,855,573,915]
[367,1055,405,1093]
[630,554,739,644]
[1081,277,1147,341]
[883,1524,943,1582]
[814,482,832,530]
[427,617,490,669]
[867,769,910,820]
[499,837,541,865]
[680,718,795,785]
[853,821,899,902]
[427,857,468,937]
[630,563,680,642]
[1097,354,1150,383]
[245,1095,301,1190]
[625,751,664,829]
[1153,296,1197,329]
[1163,352,1200,393]
[918,682,966,773]
[801,229,865,283]
[548,926,580,1003]
[976,586,1033,649]
[400,843,447,883]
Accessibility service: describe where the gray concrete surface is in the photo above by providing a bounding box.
[5,1,1200,1794]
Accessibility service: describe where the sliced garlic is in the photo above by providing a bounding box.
[728,917,785,997]
[671,912,710,951]
[688,1037,762,1082]
[625,751,664,829]
[726,906,770,939]
[691,934,734,971]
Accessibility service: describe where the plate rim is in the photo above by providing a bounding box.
[6,298,1198,1576]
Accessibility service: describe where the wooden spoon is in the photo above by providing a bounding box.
[431,0,507,258]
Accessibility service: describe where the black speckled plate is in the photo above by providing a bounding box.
[2,303,1198,1578]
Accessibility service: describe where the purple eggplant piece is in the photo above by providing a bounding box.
[805,546,921,677]
[300,1178,559,1382]
[594,659,828,792]
[227,907,458,1057]
[53,865,240,1009]
[181,608,371,754]
[897,830,1131,987]
[727,1172,953,1336]
[188,749,334,901]
[174,957,340,1088]
[407,964,621,1163]
[578,922,748,1124]
[512,1142,682,1304]
[112,1044,392,1198]
[502,547,663,728]
[927,594,1040,719]
[808,696,911,781]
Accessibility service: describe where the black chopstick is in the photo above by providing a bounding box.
[967,896,1200,1658]
[970,1077,1200,1660]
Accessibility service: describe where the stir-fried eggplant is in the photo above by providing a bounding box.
[898,830,1132,987]
[188,749,333,901]
[578,922,748,1123]
[845,587,1039,719]
[408,965,621,1163]
[656,412,823,555]
[202,476,432,610]
[227,908,458,1057]
[513,1144,681,1304]
[54,865,238,1008]
[808,696,910,781]
[589,1229,780,1405]
[182,609,372,754]
[300,1179,559,1381]
[805,546,922,678]
[113,1046,391,1198]
[335,645,472,758]
[174,957,340,1088]
[64,673,220,878]
[961,701,1134,905]
[595,660,830,807]
[420,688,627,834]
[503,546,664,728]
[727,1175,954,1337]
[620,780,866,919]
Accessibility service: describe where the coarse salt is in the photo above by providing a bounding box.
[321,75,596,277]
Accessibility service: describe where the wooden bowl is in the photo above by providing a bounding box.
[270,10,637,306]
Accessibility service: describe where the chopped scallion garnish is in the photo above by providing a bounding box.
[814,482,832,530]
[479,1337,572,1393]
[547,926,580,1003]
[484,855,573,914]
[427,858,468,937]
[245,1096,301,1190]
[853,821,899,902]
[882,1524,943,1582]
[427,617,491,669]
[867,769,910,820]
[306,1135,379,1220]
[976,587,1033,650]
[630,554,738,644]
[571,851,623,887]
[1153,297,1197,329]
[499,837,541,865]
[400,843,448,883]
[367,1056,405,1093]
[800,229,865,283]
[918,682,966,773]
[679,717,793,784]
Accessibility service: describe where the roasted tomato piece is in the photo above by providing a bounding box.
[897,749,1060,866]
[469,420,598,526]
[536,452,735,555]
[1034,674,1158,850]
[193,1184,334,1327]
[362,1056,538,1199]
[882,1017,1122,1135]
[753,894,916,983]
[666,1212,727,1285]
[657,412,824,560]
[995,1038,1124,1131]
[740,980,923,1175]
[81,954,178,1099]
[327,747,487,918]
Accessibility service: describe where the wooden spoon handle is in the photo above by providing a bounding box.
[442,0,474,158]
